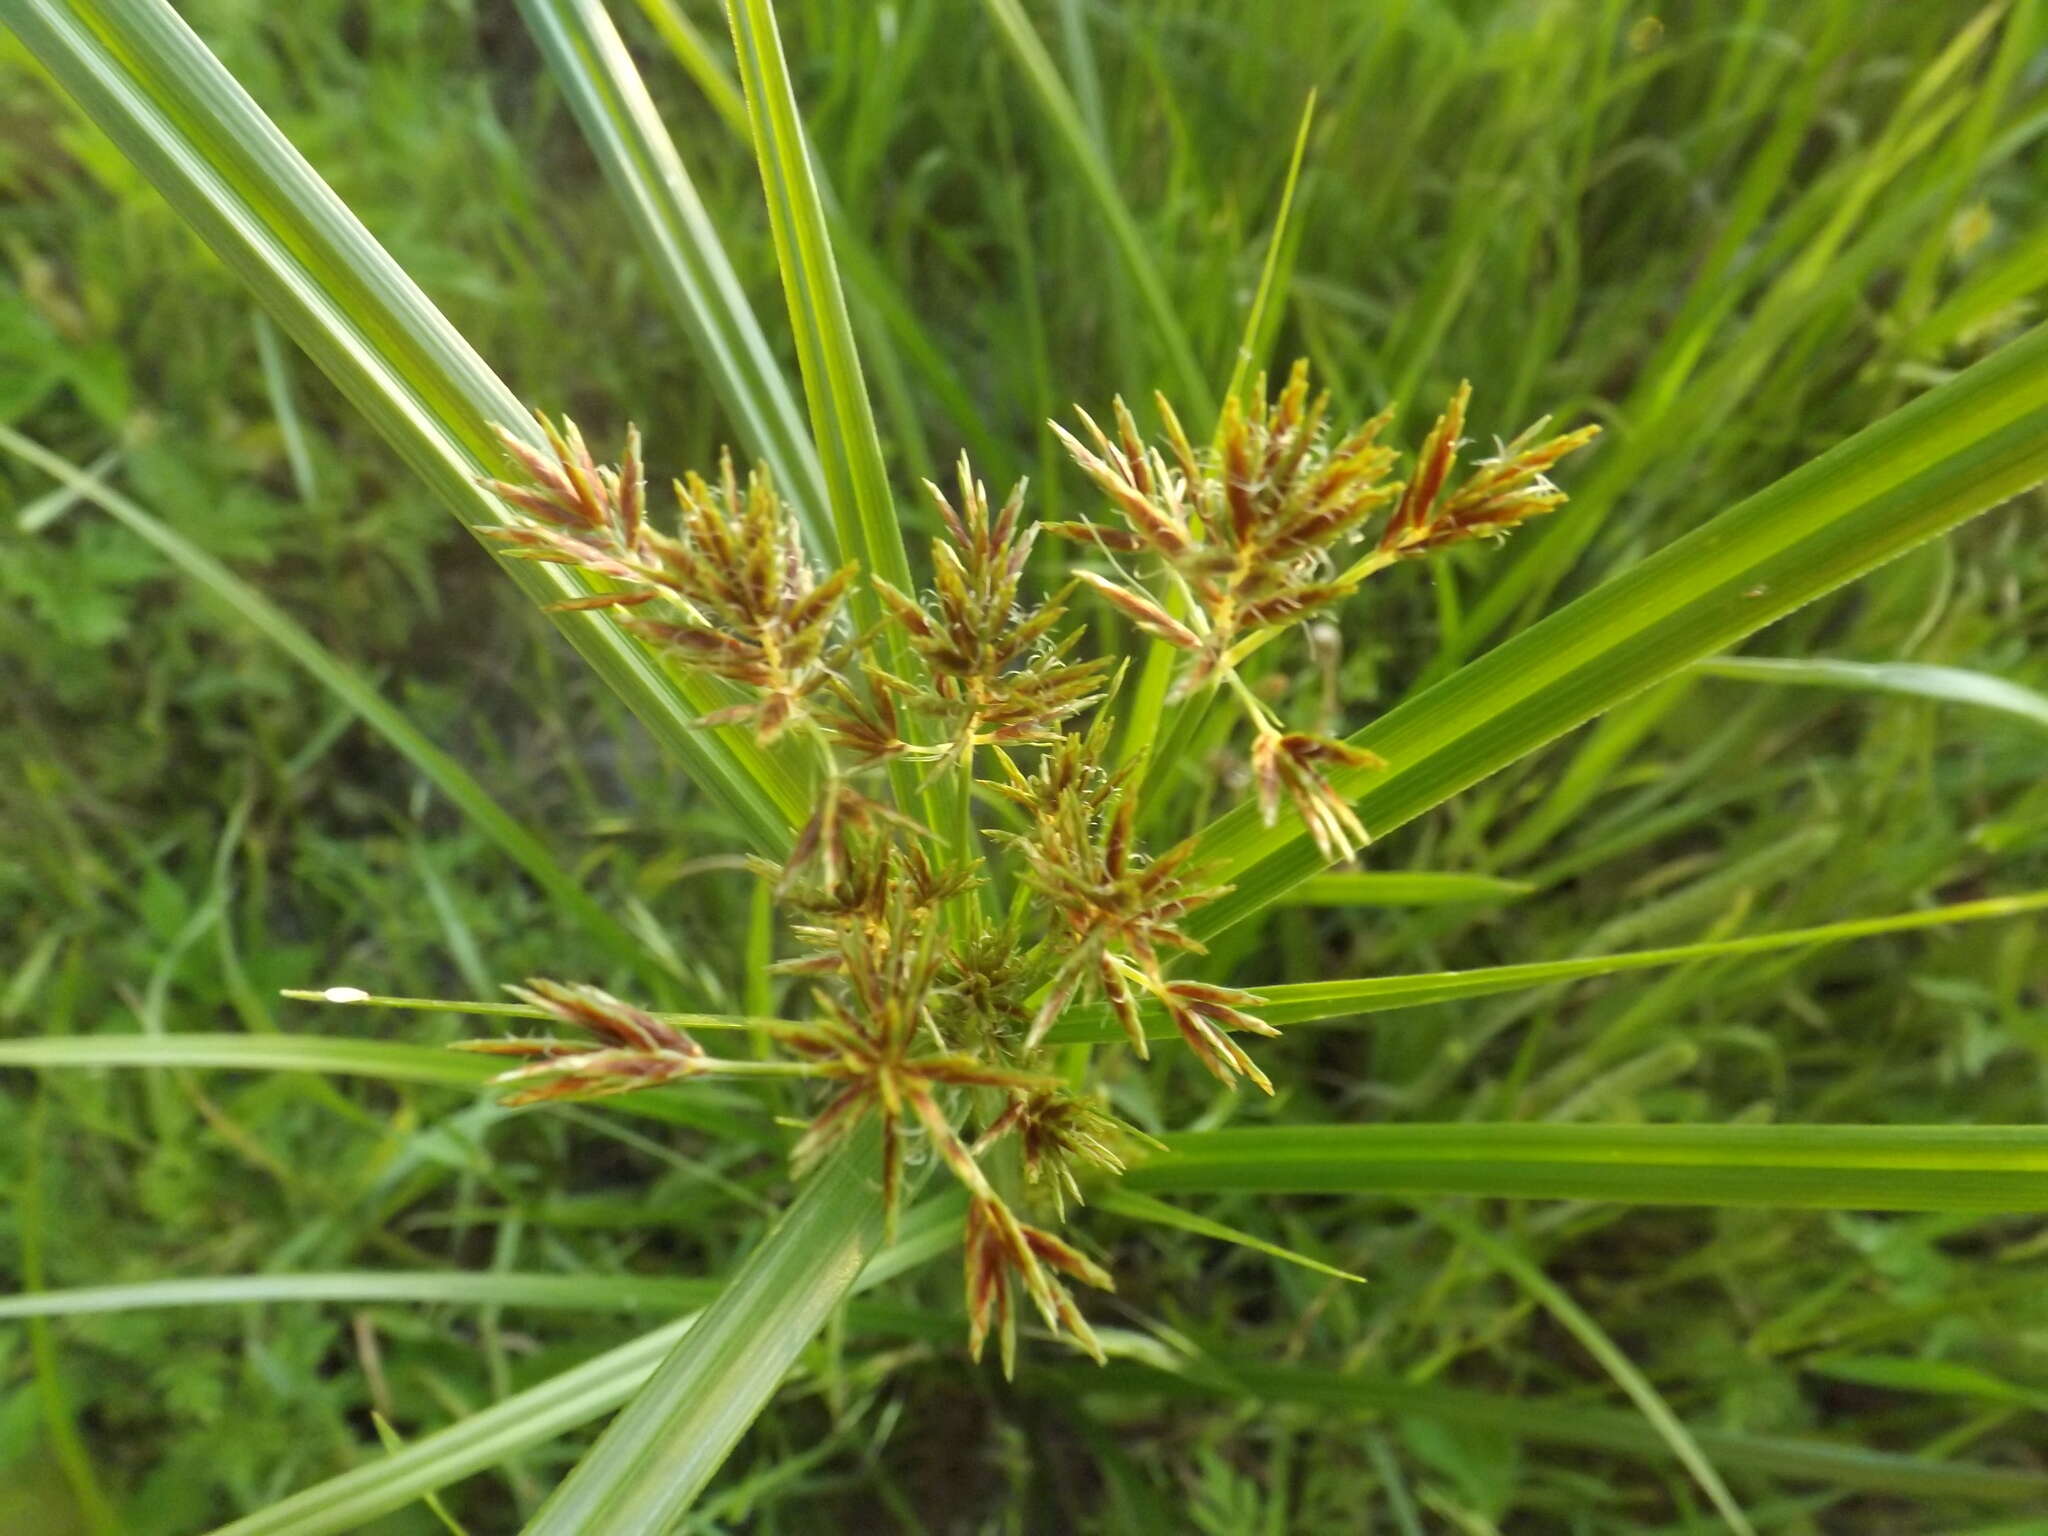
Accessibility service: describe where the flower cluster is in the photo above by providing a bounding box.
[1047,365,1597,858]
[437,363,1592,1373]
[1049,361,1401,694]
[484,418,853,741]
[869,457,1113,765]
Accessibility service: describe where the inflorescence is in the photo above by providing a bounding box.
[451,364,1594,1372]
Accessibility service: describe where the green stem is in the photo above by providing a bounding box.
[1222,666,1283,737]
[279,990,797,1033]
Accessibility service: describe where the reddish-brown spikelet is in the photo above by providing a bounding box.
[1251,730,1389,864]
[1379,382,1600,557]
[452,979,709,1105]
[963,1192,1112,1378]
[481,419,857,742]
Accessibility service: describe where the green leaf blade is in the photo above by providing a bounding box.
[522,1120,886,1534]
[512,0,832,549]
[1050,889,2048,1042]
[1127,1123,2048,1212]
[724,0,915,623]
[1697,654,2048,731]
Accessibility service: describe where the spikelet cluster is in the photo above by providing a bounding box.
[424,362,1593,1375]
[1049,365,1598,858]
[484,418,852,741]
[1049,361,1400,694]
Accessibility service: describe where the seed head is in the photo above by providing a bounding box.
[1378,382,1601,558]
[1052,362,1401,695]
[1252,729,1389,864]
[977,1087,1146,1217]
[451,979,708,1105]
[483,419,855,741]
[870,455,1111,763]
[436,373,1594,1376]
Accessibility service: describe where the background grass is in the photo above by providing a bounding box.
[3,0,2047,1529]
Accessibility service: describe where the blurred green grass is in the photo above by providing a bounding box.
[2,0,2046,1530]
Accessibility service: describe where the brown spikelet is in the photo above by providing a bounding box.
[1252,730,1387,863]
[1379,384,1600,558]
[963,1193,1113,1377]
[481,420,856,741]
[425,375,1594,1378]
[451,979,709,1105]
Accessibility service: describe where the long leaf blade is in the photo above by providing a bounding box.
[1697,653,2048,731]
[0,1033,754,1138]
[1049,889,2048,1042]
[724,0,916,636]
[1429,1209,1754,1536]
[522,1120,886,1533]
[511,0,832,547]
[1127,1123,2048,1211]
[1277,871,1536,908]
[0,1272,723,1320]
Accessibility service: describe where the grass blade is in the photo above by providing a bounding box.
[0,1272,723,1320]
[0,1033,751,1138]
[1,0,804,851]
[1050,889,2048,1042]
[203,1316,693,1536]
[978,0,1211,417]
[0,1205,967,1315]
[1276,871,1535,908]
[1055,1361,2048,1505]
[0,1031,536,1089]
[631,0,748,133]
[1185,320,2048,936]
[1126,1123,2048,1212]
[1124,88,1314,779]
[723,0,946,840]
[628,0,1007,479]
[723,0,916,643]
[1428,1208,1754,1536]
[1093,1188,1363,1286]
[0,425,666,984]
[511,0,831,547]
[1696,654,2048,732]
[1221,91,1317,410]
[522,1119,885,1533]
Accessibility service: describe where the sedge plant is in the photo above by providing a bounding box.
[9,0,2048,1529]
[458,368,1597,1371]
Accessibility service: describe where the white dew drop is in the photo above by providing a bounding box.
[321,986,371,1004]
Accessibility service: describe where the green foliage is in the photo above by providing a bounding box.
[4,1,2048,1532]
